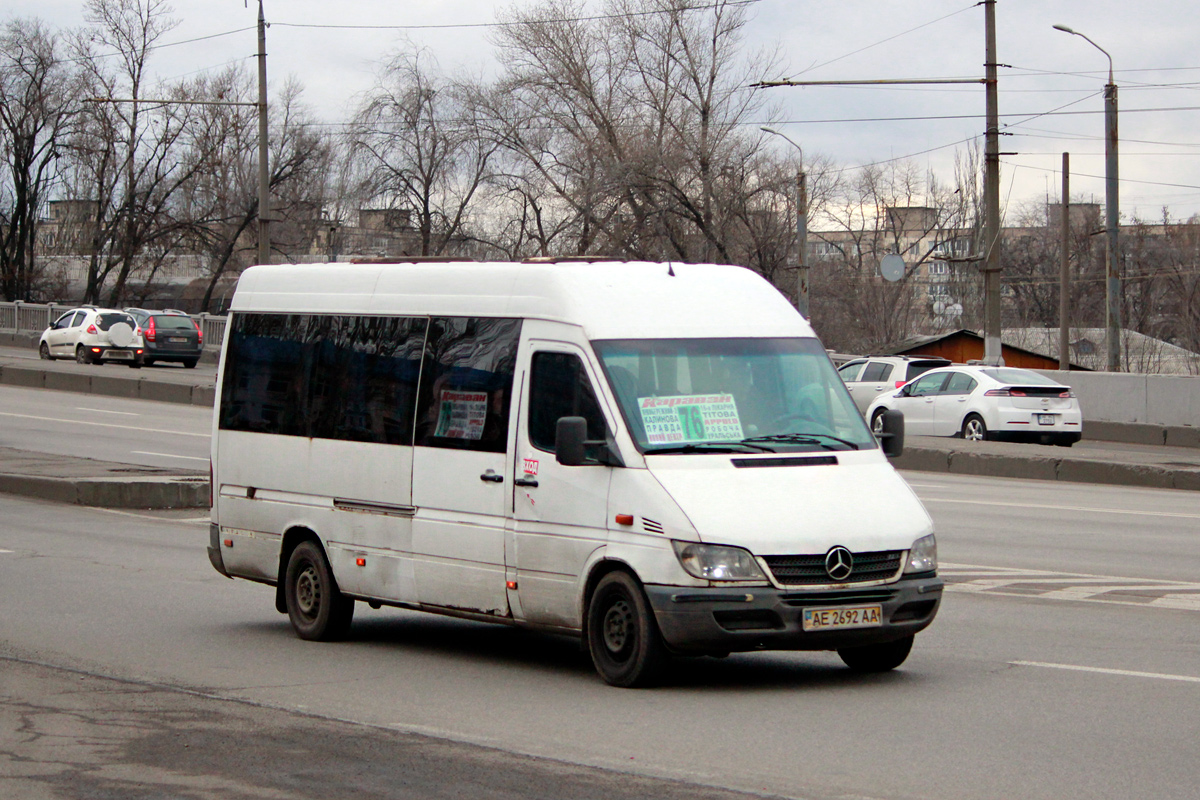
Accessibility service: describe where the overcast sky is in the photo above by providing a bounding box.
[9,0,1200,222]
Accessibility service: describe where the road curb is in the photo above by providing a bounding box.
[0,363,215,407]
[896,444,1200,491]
[0,472,210,509]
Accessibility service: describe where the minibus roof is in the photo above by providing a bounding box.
[229,261,814,340]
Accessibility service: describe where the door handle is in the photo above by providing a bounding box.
[480,471,504,483]
[514,477,539,488]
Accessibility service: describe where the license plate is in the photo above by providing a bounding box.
[167,337,188,343]
[106,351,132,360]
[802,604,883,631]
[1037,413,1055,425]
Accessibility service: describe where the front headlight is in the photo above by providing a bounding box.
[672,541,767,581]
[905,533,937,574]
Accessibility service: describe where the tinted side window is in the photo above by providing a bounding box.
[218,312,427,445]
[69,311,86,327]
[943,372,978,395]
[860,362,894,383]
[529,352,606,452]
[905,361,948,381]
[414,317,521,453]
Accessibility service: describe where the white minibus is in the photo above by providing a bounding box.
[208,260,941,686]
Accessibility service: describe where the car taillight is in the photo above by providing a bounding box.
[984,389,1011,397]
[895,380,906,388]
[1060,390,1074,398]
[145,317,156,341]
[193,319,203,344]
[87,324,97,334]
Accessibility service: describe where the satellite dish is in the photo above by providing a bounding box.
[880,254,906,282]
[948,303,964,317]
[932,301,946,315]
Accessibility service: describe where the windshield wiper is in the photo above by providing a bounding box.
[645,441,776,455]
[740,432,860,451]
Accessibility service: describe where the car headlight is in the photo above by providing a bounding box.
[672,541,766,581]
[905,534,937,574]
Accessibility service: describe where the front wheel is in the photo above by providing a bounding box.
[587,571,668,687]
[838,635,914,672]
[961,413,989,442]
[870,408,888,435]
[284,540,354,641]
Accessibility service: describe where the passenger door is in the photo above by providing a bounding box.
[509,345,612,628]
[410,317,521,616]
[48,311,84,356]
[892,372,949,435]
[848,360,896,414]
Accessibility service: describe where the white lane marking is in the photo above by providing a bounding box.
[91,507,209,524]
[903,482,949,489]
[941,562,1200,610]
[0,549,13,554]
[76,407,140,416]
[0,411,207,438]
[1012,661,1200,684]
[922,496,1200,520]
[131,450,209,462]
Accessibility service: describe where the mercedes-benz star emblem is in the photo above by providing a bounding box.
[824,546,854,581]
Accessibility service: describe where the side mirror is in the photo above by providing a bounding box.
[556,416,587,466]
[877,409,905,458]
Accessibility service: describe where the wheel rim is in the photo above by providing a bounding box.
[602,598,635,660]
[39,343,49,359]
[295,563,321,619]
[872,414,885,434]
[965,419,983,440]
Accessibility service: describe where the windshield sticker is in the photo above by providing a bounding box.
[638,394,744,444]
[434,390,488,440]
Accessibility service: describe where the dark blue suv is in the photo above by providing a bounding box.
[124,308,204,368]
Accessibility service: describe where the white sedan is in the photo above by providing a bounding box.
[865,365,1083,446]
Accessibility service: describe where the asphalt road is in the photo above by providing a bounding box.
[2,470,1198,800]
[0,384,211,469]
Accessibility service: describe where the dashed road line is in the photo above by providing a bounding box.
[132,451,209,462]
[0,410,207,438]
[923,496,1200,520]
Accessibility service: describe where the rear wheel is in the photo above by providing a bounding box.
[587,571,668,687]
[182,358,199,369]
[961,413,989,442]
[75,345,92,365]
[838,635,914,672]
[284,540,354,641]
[870,408,888,435]
[39,342,51,360]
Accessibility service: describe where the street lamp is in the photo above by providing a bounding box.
[761,127,809,317]
[1054,23,1121,371]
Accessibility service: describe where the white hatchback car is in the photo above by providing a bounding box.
[866,365,1082,446]
[38,307,145,368]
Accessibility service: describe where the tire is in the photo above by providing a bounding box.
[1054,433,1079,447]
[144,358,155,367]
[838,635,914,672]
[284,540,354,641]
[39,342,51,360]
[75,345,92,365]
[587,571,668,687]
[870,408,887,435]
[182,358,199,369]
[961,413,989,442]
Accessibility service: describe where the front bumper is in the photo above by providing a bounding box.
[645,574,942,654]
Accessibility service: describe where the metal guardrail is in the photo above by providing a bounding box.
[0,301,226,351]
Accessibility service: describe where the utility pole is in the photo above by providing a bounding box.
[256,0,271,266]
[1059,152,1070,372]
[1053,23,1121,371]
[982,0,1003,365]
[760,127,809,316]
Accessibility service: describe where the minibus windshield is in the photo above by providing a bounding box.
[593,337,876,454]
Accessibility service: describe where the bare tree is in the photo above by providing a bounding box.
[0,18,81,300]
[351,45,493,256]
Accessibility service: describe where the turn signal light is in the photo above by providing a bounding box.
[615,514,634,526]
[355,557,366,567]
[506,580,518,590]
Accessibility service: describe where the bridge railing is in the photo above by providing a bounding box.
[0,301,227,352]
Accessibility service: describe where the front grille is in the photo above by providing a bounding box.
[763,550,903,586]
